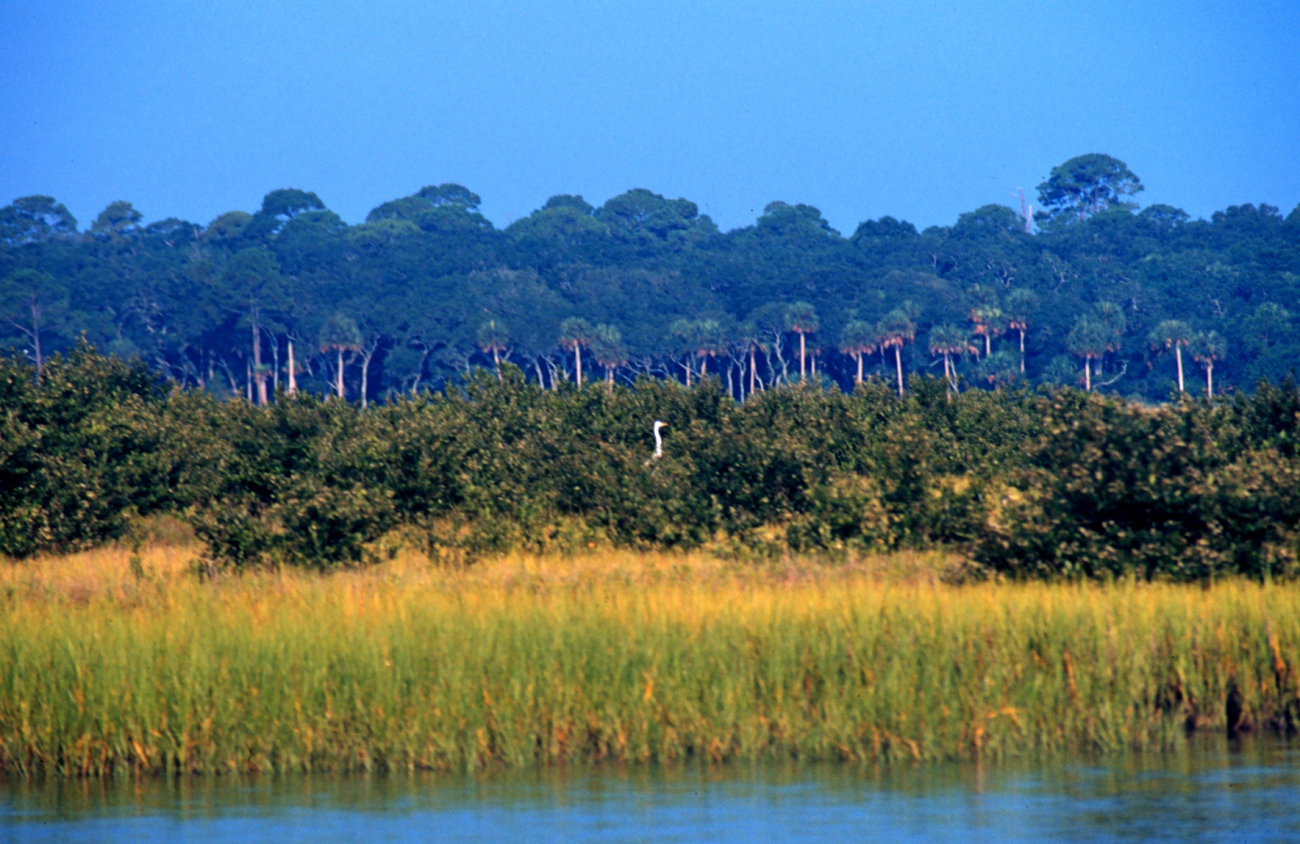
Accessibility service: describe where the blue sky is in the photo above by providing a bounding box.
[2,1,1297,234]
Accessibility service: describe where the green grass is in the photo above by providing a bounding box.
[1,544,1297,776]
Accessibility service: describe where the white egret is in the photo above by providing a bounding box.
[648,420,667,464]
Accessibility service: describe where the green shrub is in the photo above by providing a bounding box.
[5,347,1300,581]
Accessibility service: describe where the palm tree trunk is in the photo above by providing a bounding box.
[799,332,806,381]
[574,344,582,387]
[252,321,267,406]
[32,304,43,372]
[1206,362,1213,399]
[269,330,279,395]
[337,348,345,399]
[856,351,863,384]
[287,340,296,395]
[894,345,904,396]
[1019,329,1025,373]
[750,347,756,396]
[1084,357,1092,391]
[360,349,372,409]
[493,347,501,381]
[984,332,991,358]
[1175,345,1184,394]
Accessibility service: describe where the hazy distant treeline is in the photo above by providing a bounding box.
[2,154,1298,403]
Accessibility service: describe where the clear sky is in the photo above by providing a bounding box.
[2,1,1297,234]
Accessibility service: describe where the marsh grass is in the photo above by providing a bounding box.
[2,542,1298,777]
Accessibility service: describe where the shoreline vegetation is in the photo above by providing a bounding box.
[4,348,1300,581]
[2,540,1298,778]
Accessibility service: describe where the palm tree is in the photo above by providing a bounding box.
[839,320,877,385]
[927,323,973,392]
[1189,330,1227,399]
[738,319,766,399]
[694,318,725,379]
[878,309,916,397]
[558,317,594,387]
[1093,301,1127,352]
[784,301,819,382]
[318,314,362,400]
[968,286,1003,358]
[477,319,510,381]
[590,323,627,388]
[1066,315,1108,391]
[669,318,701,386]
[1147,319,1192,395]
[1003,289,1037,373]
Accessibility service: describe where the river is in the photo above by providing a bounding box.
[4,735,1298,842]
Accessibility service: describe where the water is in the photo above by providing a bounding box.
[5,737,1300,842]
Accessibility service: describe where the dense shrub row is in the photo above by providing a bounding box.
[3,345,1299,579]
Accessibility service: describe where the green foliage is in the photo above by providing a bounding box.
[0,195,78,245]
[0,344,187,556]
[4,152,1298,402]
[973,391,1300,580]
[89,201,143,239]
[1036,153,1144,222]
[4,347,1300,580]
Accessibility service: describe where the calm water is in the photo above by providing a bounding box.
[5,737,1299,843]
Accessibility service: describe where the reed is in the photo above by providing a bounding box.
[2,544,1297,777]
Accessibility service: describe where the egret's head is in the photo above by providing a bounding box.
[653,420,666,431]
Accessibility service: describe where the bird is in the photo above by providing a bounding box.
[647,420,667,465]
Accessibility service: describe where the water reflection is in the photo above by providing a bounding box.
[5,736,1299,843]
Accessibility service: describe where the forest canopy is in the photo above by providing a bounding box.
[2,154,1299,404]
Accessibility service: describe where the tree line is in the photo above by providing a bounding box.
[2,154,1298,404]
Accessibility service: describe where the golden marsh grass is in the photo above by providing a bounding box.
[2,542,1297,777]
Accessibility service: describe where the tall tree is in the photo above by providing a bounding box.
[477,319,510,381]
[927,323,972,392]
[693,318,725,379]
[0,195,78,244]
[878,309,916,396]
[1092,301,1127,377]
[261,188,325,220]
[220,246,288,405]
[669,318,702,386]
[736,319,767,398]
[1067,316,1109,391]
[839,319,877,385]
[1189,331,1227,399]
[0,269,69,371]
[1148,319,1193,394]
[590,323,627,388]
[318,314,362,399]
[1036,154,1144,222]
[967,286,1003,358]
[1003,288,1037,373]
[558,317,593,387]
[785,302,819,382]
[90,201,144,239]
